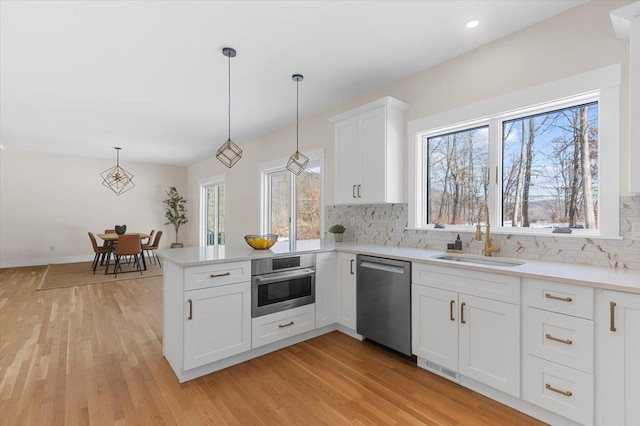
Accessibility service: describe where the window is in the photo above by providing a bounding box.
[199,175,225,246]
[408,64,620,237]
[260,149,324,250]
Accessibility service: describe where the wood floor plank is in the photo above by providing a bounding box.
[0,265,547,425]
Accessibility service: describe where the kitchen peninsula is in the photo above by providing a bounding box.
[158,240,639,426]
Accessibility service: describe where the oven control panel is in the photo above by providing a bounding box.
[272,256,301,270]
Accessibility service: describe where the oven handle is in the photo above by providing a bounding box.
[253,268,315,285]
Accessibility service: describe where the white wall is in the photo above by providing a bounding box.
[0,150,187,267]
[187,0,632,247]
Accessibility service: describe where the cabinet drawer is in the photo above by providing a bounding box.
[412,262,520,304]
[527,308,594,373]
[184,261,251,291]
[524,278,593,319]
[252,304,316,349]
[525,356,594,426]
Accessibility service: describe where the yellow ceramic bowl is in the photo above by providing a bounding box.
[244,234,278,250]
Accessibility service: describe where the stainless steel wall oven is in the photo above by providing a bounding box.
[251,253,315,318]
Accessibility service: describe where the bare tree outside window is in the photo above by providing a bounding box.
[426,126,489,225]
[502,102,598,229]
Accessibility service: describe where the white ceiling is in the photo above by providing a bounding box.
[0,0,586,166]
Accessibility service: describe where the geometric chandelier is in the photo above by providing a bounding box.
[216,46,243,168]
[286,73,309,176]
[101,147,135,196]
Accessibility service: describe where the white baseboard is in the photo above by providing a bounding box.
[0,255,95,269]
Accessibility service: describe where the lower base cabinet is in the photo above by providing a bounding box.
[252,304,316,348]
[183,281,251,370]
[411,263,520,397]
[600,290,640,426]
[336,252,357,330]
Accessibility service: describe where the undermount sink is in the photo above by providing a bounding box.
[434,253,525,268]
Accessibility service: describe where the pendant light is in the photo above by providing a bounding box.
[216,47,242,168]
[101,147,135,195]
[286,74,309,175]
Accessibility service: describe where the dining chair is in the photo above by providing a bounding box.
[112,234,143,277]
[88,232,110,274]
[142,230,163,267]
[141,229,155,246]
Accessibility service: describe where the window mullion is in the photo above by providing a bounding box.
[489,117,502,228]
[290,173,297,250]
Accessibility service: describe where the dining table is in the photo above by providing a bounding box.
[97,232,151,275]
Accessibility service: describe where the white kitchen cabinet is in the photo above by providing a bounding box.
[183,281,251,370]
[600,290,640,426]
[330,96,408,205]
[315,251,337,328]
[252,304,315,349]
[523,278,595,425]
[412,285,458,376]
[336,252,357,330]
[412,262,520,397]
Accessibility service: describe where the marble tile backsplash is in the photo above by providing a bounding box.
[325,196,640,270]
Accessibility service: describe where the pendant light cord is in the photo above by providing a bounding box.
[228,53,231,141]
[296,79,299,152]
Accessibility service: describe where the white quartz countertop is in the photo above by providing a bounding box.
[156,241,640,294]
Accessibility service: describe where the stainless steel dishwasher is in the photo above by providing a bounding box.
[356,254,411,356]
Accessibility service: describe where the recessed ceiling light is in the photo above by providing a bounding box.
[466,20,479,29]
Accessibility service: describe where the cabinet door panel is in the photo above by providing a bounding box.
[336,252,357,330]
[315,252,337,328]
[183,282,251,370]
[334,117,359,204]
[601,290,640,426]
[411,284,458,372]
[358,106,386,203]
[459,294,520,397]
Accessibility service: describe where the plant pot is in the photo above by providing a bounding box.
[115,225,127,235]
[333,233,344,243]
[170,243,184,248]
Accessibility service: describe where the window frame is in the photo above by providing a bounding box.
[259,148,325,250]
[199,174,226,247]
[408,64,621,238]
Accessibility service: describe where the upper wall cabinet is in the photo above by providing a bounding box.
[611,2,640,193]
[330,97,409,204]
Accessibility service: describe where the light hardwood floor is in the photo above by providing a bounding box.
[0,265,546,425]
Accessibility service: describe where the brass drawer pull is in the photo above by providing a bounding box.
[278,321,295,329]
[188,299,193,320]
[350,259,354,275]
[545,333,572,345]
[357,184,361,198]
[352,185,357,198]
[460,302,466,324]
[610,301,617,332]
[545,383,572,397]
[449,300,455,321]
[210,272,231,278]
[545,293,572,302]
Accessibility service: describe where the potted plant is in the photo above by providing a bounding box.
[328,224,346,242]
[163,186,188,248]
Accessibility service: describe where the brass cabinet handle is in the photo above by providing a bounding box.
[545,383,572,397]
[350,259,354,275]
[545,333,572,345]
[357,184,361,198]
[278,321,295,328]
[544,293,572,302]
[352,185,357,198]
[460,302,466,324]
[610,301,617,332]
[188,299,193,320]
[449,300,455,321]
[210,272,231,278]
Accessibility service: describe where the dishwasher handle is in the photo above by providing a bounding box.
[358,255,409,274]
